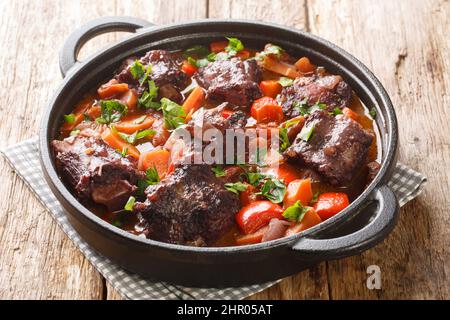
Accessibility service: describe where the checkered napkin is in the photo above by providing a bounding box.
[1,138,426,300]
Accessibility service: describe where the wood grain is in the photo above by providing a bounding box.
[0,0,448,300]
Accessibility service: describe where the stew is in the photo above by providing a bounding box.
[52,38,380,247]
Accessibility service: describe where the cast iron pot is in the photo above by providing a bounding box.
[40,16,399,287]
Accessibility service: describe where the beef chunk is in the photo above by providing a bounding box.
[115,50,188,101]
[52,135,145,211]
[284,110,373,185]
[134,164,240,245]
[194,58,262,107]
[279,74,352,118]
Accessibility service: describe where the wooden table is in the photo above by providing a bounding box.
[0,0,448,300]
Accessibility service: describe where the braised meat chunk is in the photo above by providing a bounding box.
[134,164,240,245]
[194,58,262,107]
[279,74,352,118]
[284,110,373,185]
[115,50,188,101]
[52,135,145,211]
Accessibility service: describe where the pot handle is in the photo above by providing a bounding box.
[292,185,399,260]
[59,16,154,77]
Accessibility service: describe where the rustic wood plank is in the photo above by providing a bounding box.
[0,0,207,300]
[209,0,330,300]
[307,0,450,299]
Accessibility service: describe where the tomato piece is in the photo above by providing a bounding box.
[236,201,284,234]
[313,192,350,220]
[181,60,198,77]
[210,41,228,53]
[283,179,313,208]
[285,208,322,236]
[251,97,284,123]
[259,80,282,98]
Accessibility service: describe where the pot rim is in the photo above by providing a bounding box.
[39,18,398,254]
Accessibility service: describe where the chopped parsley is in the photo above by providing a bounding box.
[257,178,286,204]
[282,200,310,222]
[138,80,160,110]
[130,60,152,85]
[212,165,227,177]
[161,98,186,130]
[124,196,136,211]
[369,107,377,118]
[133,115,147,124]
[225,37,244,56]
[137,166,160,195]
[279,127,290,151]
[245,172,267,186]
[96,100,128,124]
[117,147,128,157]
[64,114,75,123]
[310,192,319,205]
[298,121,315,142]
[224,182,248,194]
[69,129,80,136]
[332,107,343,115]
[257,44,284,60]
[113,127,156,144]
[294,99,327,116]
[278,77,294,87]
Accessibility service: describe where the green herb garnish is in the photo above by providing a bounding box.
[224,182,248,194]
[64,114,75,123]
[130,60,152,85]
[298,121,315,142]
[282,201,310,222]
[310,192,319,205]
[332,107,343,115]
[278,77,294,87]
[257,44,284,60]
[117,147,128,157]
[70,129,80,136]
[113,127,155,144]
[124,196,136,211]
[138,80,160,110]
[161,98,186,130]
[96,100,128,124]
[257,178,286,204]
[212,165,227,177]
[225,37,244,56]
[137,166,160,195]
[369,107,377,118]
[294,99,327,116]
[279,127,290,151]
[133,115,147,124]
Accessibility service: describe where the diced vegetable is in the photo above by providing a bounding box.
[224,182,248,194]
[60,100,92,134]
[259,80,282,98]
[119,89,138,110]
[114,114,155,134]
[98,80,129,99]
[161,98,186,130]
[285,208,322,236]
[294,57,316,74]
[313,192,350,220]
[182,87,205,114]
[210,41,228,53]
[250,97,284,123]
[101,128,140,160]
[265,165,300,185]
[236,201,284,234]
[260,56,300,78]
[181,60,198,77]
[283,178,313,208]
[235,226,269,245]
[342,107,359,121]
[138,149,170,177]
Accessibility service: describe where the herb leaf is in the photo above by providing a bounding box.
[96,100,128,124]
[64,114,75,123]
[224,182,248,194]
[130,60,152,85]
[279,127,290,151]
[257,178,286,203]
[278,77,294,87]
[139,80,160,110]
[212,165,226,177]
[298,121,315,142]
[137,166,160,195]
[161,98,186,130]
[70,129,80,136]
[117,147,128,157]
[332,107,343,115]
[282,201,310,222]
[369,107,377,118]
[124,196,136,211]
[113,127,155,144]
[225,37,244,56]
[133,115,147,124]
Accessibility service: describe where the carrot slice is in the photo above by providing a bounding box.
[285,209,322,236]
[101,128,140,160]
[259,80,282,98]
[283,179,313,209]
[210,41,228,53]
[98,79,129,99]
[138,149,170,177]
[342,107,359,121]
[114,114,155,134]
[261,56,300,78]
[236,226,269,245]
[85,105,101,120]
[294,57,316,74]
[182,87,205,114]
[314,192,350,220]
[119,89,138,110]
[250,97,284,123]
[181,60,198,77]
[60,99,91,134]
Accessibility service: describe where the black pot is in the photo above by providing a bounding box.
[39,17,399,287]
